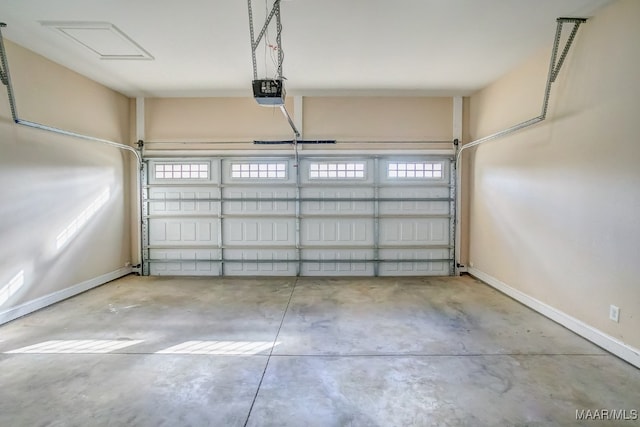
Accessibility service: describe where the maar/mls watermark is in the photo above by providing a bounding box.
[576,409,638,421]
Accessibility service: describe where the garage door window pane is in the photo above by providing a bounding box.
[310,162,366,179]
[231,162,287,179]
[388,162,443,179]
[155,163,209,179]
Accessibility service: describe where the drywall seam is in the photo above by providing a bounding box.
[0,267,132,325]
[469,268,640,369]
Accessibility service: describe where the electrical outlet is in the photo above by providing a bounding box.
[609,305,620,323]
[469,261,474,268]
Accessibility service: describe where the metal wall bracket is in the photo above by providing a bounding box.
[0,23,8,85]
[550,18,587,83]
[0,22,19,122]
[248,0,283,81]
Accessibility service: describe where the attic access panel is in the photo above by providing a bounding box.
[40,21,153,60]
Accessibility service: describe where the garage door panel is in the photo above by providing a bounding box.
[380,218,449,246]
[380,200,450,216]
[301,187,373,198]
[148,160,218,185]
[302,200,373,215]
[378,187,450,216]
[378,187,449,198]
[299,159,374,185]
[378,249,450,276]
[221,159,296,185]
[302,249,375,276]
[148,218,219,246]
[302,219,374,246]
[224,249,297,276]
[148,249,221,276]
[223,187,295,215]
[301,187,373,215]
[223,218,295,246]
[148,188,220,215]
[379,159,450,185]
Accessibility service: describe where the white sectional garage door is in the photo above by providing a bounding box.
[142,155,455,276]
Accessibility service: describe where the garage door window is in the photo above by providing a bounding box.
[155,163,209,179]
[309,162,365,179]
[387,162,442,178]
[231,162,287,179]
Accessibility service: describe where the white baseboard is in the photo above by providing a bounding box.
[0,267,132,325]
[468,268,640,368]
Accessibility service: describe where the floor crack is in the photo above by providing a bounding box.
[243,277,298,427]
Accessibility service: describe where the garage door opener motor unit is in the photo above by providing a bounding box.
[252,79,285,106]
[248,0,301,136]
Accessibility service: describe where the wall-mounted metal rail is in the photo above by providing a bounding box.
[0,22,144,273]
[456,18,586,159]
[454,17,587,271]
[0,23,142,166]
[247,0,282,81]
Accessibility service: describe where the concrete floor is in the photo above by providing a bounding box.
[0,275,638,426]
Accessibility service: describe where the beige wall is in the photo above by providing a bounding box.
[468,0,640,349]
[0,41,132,321]
[145,97,295,143]
[8,41,130,143]
[304,97,452,142]
[144,96,453,145]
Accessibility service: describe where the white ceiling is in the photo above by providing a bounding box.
[0,0,612,98]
